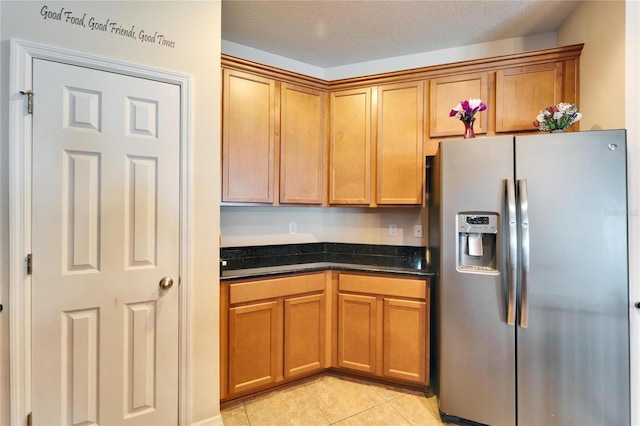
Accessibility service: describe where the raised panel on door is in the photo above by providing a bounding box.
[228,300,281,394]
[376,82,424,205]
[337,293,377,373]
[280,83,326,204]
[284,293,326,377]
[496,63,563,132]
[429,73,489,137]
[329,87,372,205]
[383,298,427,384]
[31,59,180,425]
[222,69,276,202]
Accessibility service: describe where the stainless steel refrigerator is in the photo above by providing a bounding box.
[429,130,630,426]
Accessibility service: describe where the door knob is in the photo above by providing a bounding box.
[159,276,174,290]
[635,302,640,309]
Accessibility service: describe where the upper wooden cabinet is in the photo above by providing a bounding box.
[495,63,564,132]
[222,65,327,205]
[376,81,424,205]
[222,44,582,203]
[429,73,489,138]
[280,83,327,204]
[329,87,372,205]
[222,69,276,203]
[329,82,424,206]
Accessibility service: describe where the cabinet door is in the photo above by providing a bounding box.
[337,293,377,373]
[496,63,563,132]
[383,298,427,384]
[222,69,276,202]
[376,82,424,205]
[284,293,326,378]
[220,282,230,400]
[429,73,489,138]
[228,300,281,394]
[280,84,326,204]
[329,88,372,205]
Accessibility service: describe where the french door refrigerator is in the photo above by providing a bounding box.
[429,130,630,426]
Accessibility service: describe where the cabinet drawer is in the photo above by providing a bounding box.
[230,273,325,304]
[338,273,426,299]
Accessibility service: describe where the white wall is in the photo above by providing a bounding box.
[221,206,427,247]
[0,1,221,424]
[223,32,558,81]
[558,0,625,130]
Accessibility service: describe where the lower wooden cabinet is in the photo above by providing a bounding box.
[228,300,280,394]
[221,270,430,401]
[222,273,327,399]
[337,273,429,385]
[383,297,427,383]
[284,293,326,377]
[337,293,377,373]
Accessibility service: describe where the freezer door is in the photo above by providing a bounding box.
[515,130,630,425]
[437,136,516,425]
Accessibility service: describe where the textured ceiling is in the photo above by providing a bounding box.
[222,0,582,68]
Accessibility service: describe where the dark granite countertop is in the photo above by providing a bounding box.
[220,243,434,281]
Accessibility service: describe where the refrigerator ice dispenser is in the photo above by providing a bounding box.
[457,213,498,273]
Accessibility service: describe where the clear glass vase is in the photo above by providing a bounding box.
[463,118,476,139]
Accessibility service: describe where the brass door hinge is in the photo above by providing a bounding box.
[26,254,32,275]
[27,412,32,426]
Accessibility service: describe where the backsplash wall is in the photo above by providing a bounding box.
[220,206,427,248]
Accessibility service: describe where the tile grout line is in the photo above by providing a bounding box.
[300,379,332,426]
[305,378,336,425]
[220,374,443,426]
[386,398,414,426]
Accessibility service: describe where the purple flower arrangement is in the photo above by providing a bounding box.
[449,98,487,122]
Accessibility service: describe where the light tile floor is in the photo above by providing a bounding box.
[220,374,447,426]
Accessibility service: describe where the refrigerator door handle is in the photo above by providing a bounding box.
[506,178,517,326]
[518,179,530,328]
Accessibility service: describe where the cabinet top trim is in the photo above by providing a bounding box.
[222,43,583,91]
[222,54,328,91]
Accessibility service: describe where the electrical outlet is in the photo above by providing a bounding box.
[414,225,423,238]
[289,222,297,234]
[389,223,398,236]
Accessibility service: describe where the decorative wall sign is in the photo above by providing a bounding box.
[39,4,177,49]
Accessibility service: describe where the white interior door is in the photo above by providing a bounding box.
[30,58,180,425]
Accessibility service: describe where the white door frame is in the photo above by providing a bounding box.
[8,38,192,425]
